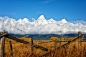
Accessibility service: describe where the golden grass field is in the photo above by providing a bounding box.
[1,40,86,57]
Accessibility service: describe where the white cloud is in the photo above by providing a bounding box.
[32,18,36,22]
[71,20,86,25]
[43,0,53,4]
[12,12,17,15]
[0,15,86,34]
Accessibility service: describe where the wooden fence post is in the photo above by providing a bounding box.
[9,41,13,57]
[31,38,33,55]
[54,39,57,49]
[78,31,81,49]
[59,40,61,49]
[1,36,5,57]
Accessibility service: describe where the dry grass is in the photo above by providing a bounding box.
[1,41,86,57]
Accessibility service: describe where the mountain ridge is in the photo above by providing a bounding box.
[8,33,86,40]
[0,15,86,34]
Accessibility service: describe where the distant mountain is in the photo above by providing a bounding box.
[8,33,86,40]
[0,15,86,34]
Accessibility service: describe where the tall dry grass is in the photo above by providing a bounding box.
[3,41,86,57]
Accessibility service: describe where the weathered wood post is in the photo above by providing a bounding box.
[1,36,5,57]
[0,32,8,57]
[78,31,81,49]
[59,40,61,49]
[31,38,33,55]
[9,41,13,57]
[54,39,57,49]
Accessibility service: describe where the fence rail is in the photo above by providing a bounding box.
[39,31,84,57]
[0,31,84,57]
[0,32,8,37]
[5,35,48,51]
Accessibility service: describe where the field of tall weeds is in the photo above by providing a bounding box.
[3,41,86,57]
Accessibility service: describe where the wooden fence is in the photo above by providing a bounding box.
[0,31,84,57]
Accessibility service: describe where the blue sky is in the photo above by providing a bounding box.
[0,0,86,22]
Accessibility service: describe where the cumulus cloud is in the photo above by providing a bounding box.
[0,15,86,34]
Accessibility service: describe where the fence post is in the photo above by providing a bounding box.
[59,40,61,49]
[1,36,5,57]
[9,41,13,57]
[31,38,33,55]
[54,39,57,49]
[78,31,81,49]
